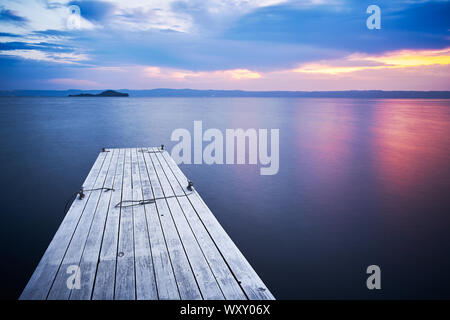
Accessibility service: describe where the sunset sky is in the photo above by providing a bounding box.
[0,0,449,90]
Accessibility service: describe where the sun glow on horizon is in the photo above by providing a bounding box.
[294,47,450,75]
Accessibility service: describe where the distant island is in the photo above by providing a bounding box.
[1,89,449,99]
[68,90,129,97]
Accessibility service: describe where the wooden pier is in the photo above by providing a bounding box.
[20,148,274,300]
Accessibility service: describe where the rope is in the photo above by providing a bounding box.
[138,150,163,154]
[63,187,115,214]
[83,187,115,192]
[114,192,193,208]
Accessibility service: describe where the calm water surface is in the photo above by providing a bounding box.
[0,97,449,299]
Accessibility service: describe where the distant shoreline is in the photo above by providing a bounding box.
[1,89,449,99]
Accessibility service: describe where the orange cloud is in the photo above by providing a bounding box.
[293,64,386,75]
[357,47,450,67]
[143,66,261,80]
[224,69,262,79]
[79,47,449,91]
[294,47,450,75]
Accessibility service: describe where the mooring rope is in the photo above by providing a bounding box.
[63,143,193,213]
[83,187,115,192]
[137,145,165,153]
[63,187,115,214]
[138,150,164,154]
[114,192,194,208]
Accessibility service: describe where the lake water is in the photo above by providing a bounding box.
[0,97,449,299]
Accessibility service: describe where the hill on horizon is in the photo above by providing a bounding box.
[68,90,129,97]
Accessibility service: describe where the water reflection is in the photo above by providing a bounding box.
[371,100,450,200]
[1,97,449,299]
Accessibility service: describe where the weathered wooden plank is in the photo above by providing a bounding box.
[47,149,115,300]
[92,149,125,300]
[20,151,108,300]
[138,149,180,300]
[152,148,225,300]
[155,148,247,300]
[115,148,135,300]
[131,148,158,300]
[144,149,202,300]
[161,150,275,300]
[69,149,119,299]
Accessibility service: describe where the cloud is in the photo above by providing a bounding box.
[142,66,262,80]
[169,0,288,34]
[0,0,449,90]
[357,48,450,67]
[0,41,72,52]
[0,49,89,64]
[0,32,22,37]
[32,29,77,37]
[0,7,28,25]
[225,69,262,79]
[294,47,450,74]
[2,53,448,91]
[136,46,450,83]
[226,0,450,53]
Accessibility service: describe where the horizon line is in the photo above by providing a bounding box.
[1,89,450,99]
[2,89,450,92]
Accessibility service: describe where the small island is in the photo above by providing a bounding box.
[68,90,129,97]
